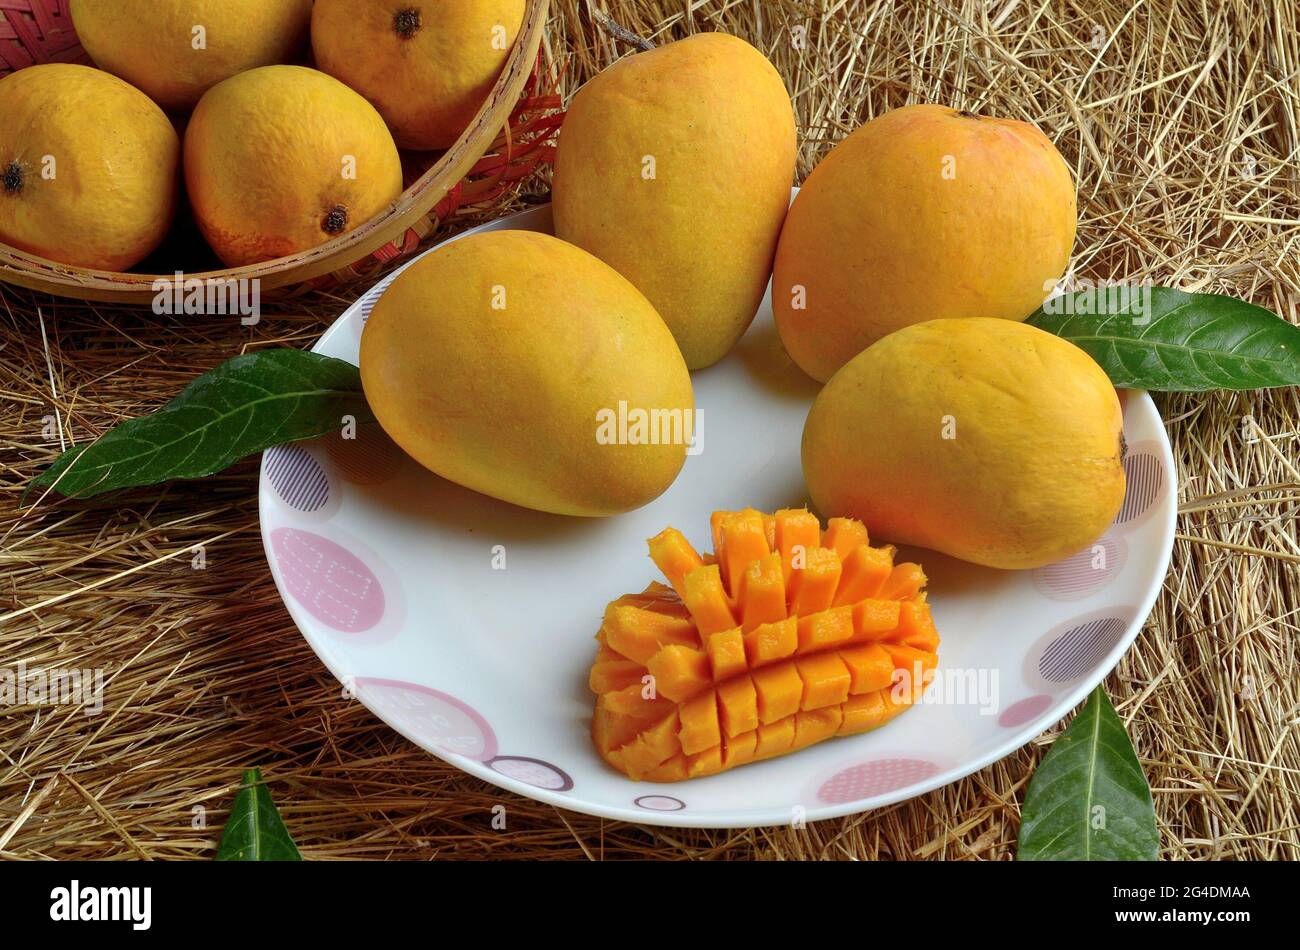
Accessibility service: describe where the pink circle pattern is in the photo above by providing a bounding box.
[999,694,1054,728]
[817,758,940,805]
[1032,534,1126,601]
[265,444,330,512]
[271,527,385,633]
[488,756,574,791]
[355,677,498,761]
[635,795,686,812]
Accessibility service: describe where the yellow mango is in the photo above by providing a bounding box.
[774,103,1077,382]
[803,319,1125,569]
[361,230,694,516]
[552,33,797,369]
[0,64,178,271]
[71,0,312,112]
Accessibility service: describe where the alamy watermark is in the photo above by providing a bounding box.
[596,401,703,456]
[1041,277,1154,325]
[152,271,261,326]
[0,662,104,715]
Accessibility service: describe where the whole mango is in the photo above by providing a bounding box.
[802,319,1124,570]
[552,33,797,369]
[775,104,1077,382]
[360,230,695,517]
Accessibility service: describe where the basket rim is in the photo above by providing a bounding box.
[0,0,551,300]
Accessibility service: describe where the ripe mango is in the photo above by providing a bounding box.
[552,33,797,369]
[184,66,403,267]
[312,0,524,150]
[774,104,1077,382]
[802,319,1124,570]
[70,0,313,113]
[0,64,179,271]
[360,230,695,517]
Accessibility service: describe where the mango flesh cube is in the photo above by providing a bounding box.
[752,661,803,724]
[794,652,852,710]
[823,517,869,560]
[590,510,940,782]
[834,544,895,606]
[646,645,712,702]
[706,627,748,681]
[839,643,896,694]
[678,690,721,756]
[716,674,759,738]
[743,616,798,667]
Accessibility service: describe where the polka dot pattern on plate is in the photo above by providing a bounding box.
[355,677,498,761]
[1115,450,1163,526]
[265,444,330,512]
[817,759,940,805]
[1038,615,1127,683]
[635,795,686,812]
[998,694,1054,728]
[270,527,385,633]
[1033,534,1126,601]
[488,756,574,791]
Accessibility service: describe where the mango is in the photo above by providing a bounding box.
[185,66,403,267]
[552,33,797,369]
[802,319,1125,570]
[774,104,1077,382]
[360,230,694,517]
[70,0,313,113]
[312,0,525,150]
[0,64,179,271]
[590,509,938,781]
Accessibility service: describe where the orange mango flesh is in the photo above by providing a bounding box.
[589,509,940,782]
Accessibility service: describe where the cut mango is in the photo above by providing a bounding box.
[590,510,940,781]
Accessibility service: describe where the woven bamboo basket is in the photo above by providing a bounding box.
[0,0,558,303]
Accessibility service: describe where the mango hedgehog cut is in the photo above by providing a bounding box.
[589,509,940,782]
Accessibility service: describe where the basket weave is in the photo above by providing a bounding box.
[0,0,87,73]
[0,0,560,302]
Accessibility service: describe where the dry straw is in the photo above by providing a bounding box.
[2,0,1299,859]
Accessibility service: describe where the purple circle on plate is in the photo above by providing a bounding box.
[1032,534,1127,601]
[270,527,385,633]
[265,444,330,512]
[1038,615,1127,683]
[635,795,686,812]
[999,694,1054,728]
[355,677,498,761]
[488,756,574,792]
[1115,450,1164,527]
[817,759,939,805]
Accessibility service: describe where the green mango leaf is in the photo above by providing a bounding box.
[31,349,373,499]
[216,768,301,861]
[1027,286,1300,391]
[1017,686,1158,860]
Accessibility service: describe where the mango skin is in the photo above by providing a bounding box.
[802,319,1125,570]
[360,230,695,517]
[552,33,797,370]
[774,104,1077,382]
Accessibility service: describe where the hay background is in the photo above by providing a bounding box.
[2,0,1298,860]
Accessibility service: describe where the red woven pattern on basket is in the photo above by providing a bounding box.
[0,0,89,74]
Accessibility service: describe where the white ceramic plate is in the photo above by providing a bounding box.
[259,203,1176,828]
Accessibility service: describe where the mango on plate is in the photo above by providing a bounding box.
[553,33,797,369]
[802,318,1125,569]
[360,230,695,517]
[589,509,939,781]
